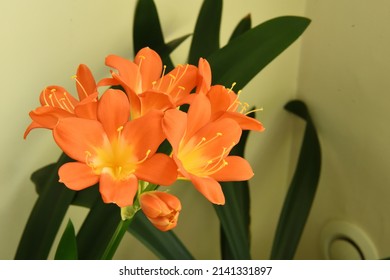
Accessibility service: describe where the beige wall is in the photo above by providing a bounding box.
[295,0,390,259]
[1,0,306,259]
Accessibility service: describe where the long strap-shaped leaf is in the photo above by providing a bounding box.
[133,0,190,71]
[15,153,76,259]
[75,194,120,259]
[270,100,321,259]
[54,219,78,260]
[188,0,222,64]
[208,16,311,90]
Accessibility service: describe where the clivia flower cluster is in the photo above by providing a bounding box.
[24,47,264,232]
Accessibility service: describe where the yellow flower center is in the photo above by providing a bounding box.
[178,132,234,177]
[85,126,151,181]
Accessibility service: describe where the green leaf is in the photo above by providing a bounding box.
[133,0,174,70]
[54,220,78,260]
[270,100,321,259]
[214,112,254,260]
[228,14,252,43]
[15,153,76,259]
[188,0,223,64]
[128,211,194,259]
[208,16,311,89]
[165,34,192,53]
[76,197,121,259]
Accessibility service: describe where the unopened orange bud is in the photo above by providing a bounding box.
[139,191,181,231]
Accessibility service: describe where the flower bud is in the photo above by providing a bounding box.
[139,191,181,231]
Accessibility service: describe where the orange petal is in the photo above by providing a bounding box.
[122,110,164,158]
[223,111,265,131]
[162,109,187,152]
[139,193,168,218]
[189,174,225,205]
[29,106,74,129]
[97,89,130,140]
[186,93,211,138]
[147,215,178,231]
[135,153,178,186]
[23,121,44,139]
[196,58,212,94]
[99,172,138,207]
[105,54,138,88]
[135,47,162,92]
[154,191,182,211]
[211,156,254,182]
[207,85,231,116]
[74,93,98,120]
[53,118,107,162]
[76,64,97,100]
[139,91,174,116]
[183,118,241,158]
[58,162,99,190]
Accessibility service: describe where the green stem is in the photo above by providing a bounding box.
[100,217,133,260]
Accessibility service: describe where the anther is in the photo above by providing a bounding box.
[117,126,124,138]
[228,82,237,93]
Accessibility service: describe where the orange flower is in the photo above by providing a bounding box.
[24,64,98,138]
[98,47,197,119]
[163,94,254,205]
[53,89,178,207]
[139,191,181,231]
[196,58,264,132]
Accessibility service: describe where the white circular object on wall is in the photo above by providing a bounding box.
[321,221,378,260]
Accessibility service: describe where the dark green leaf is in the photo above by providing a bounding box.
[165,34,192,53]
[15,153,75,259]
[228,14,252,43]
[31,163,56,195]
[270,100,321,259]
[54,220,78,260]
[128,211,194,259]
[27,155,99,208]
[133,0,173,70]
[188,0,223,64]
[71,183,100,208]
[214,111,254,260]
[76,197,120,259]
[208,16,311,89]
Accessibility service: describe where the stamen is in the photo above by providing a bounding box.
[168,74,176,91]
[85,151,94,168]
[48,94,56,107]
[174,86,186,99]
[193,137,206,150]
[176,64,189,81]
[63,92,75,110]
[71,75,89,98]
[245,107,264,116]
[193,133,222,151]
[227,82,237,93]
[42,89,50,106]
[59,98,71,112]
[136,149,151,164]
[157,65,167,90]
[117,126,124,138]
